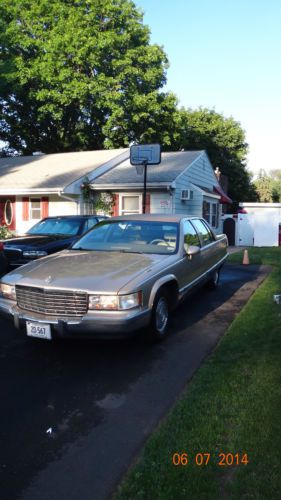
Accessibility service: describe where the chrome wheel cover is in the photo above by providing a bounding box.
[155,297,168,334]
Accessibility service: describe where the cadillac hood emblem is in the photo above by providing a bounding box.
[45,275,53,284]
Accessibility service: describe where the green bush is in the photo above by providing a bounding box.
[0,225,14,239]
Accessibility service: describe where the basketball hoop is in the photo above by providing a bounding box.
[130,144,161,214]
[136,164,144,175]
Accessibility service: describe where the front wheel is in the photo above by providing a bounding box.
[149,291,170,340]
[207,268,220,289]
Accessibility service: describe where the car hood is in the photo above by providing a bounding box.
[3,234,73,249]
[3,249,171,294]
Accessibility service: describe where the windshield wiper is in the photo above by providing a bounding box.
[28,232,66,236]
[108,248,144,254]
[70,247,144,253]
[71,246,87,251]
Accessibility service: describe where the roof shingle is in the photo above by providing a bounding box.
[93,151,204,185]
[0,149,128,192]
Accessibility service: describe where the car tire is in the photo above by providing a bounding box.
[149,290,170,341]
[207,268,220,289]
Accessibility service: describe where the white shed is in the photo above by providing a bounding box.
[237,203,281,247]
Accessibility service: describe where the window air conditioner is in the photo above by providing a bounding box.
[181,189,191,201]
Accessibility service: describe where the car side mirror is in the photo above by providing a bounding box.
[184,244,200,259]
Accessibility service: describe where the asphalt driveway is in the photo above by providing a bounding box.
[0,263,271,500]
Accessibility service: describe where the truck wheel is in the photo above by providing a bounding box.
[150,290,170,340]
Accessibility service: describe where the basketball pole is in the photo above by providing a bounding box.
[142,160,148,214]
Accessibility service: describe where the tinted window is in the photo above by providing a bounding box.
[28,218,82,236]
[83,217,98,232]
[191,219,214,247]
[183,220,200,247]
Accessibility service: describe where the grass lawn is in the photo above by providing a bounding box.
[115,248,281,499]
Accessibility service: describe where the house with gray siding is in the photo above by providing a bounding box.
[0,149,231,235]
[92,150,231,233]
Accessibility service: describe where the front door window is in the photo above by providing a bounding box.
[192,219,214,247]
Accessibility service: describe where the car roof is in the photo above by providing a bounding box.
[110,214,197,223]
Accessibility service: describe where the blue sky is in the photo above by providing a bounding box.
[136,0,281,175]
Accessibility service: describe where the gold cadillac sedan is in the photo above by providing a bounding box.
[0,214,228,341]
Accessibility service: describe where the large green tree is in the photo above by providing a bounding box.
[172,108,257,204]
[254,169,281,202]
[0,0,179,154]
[0,1,259,205]
[270,169,281,201]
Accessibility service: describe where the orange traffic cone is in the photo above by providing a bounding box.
[242,249,249,265]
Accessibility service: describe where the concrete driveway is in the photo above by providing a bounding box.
[0,263,270,500]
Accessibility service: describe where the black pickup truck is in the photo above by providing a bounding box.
[2,215,107,269]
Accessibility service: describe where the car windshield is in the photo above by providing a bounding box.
[72,220,179,254]
[28,218,82,236]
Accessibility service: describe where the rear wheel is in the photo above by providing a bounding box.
[149,290,170,340]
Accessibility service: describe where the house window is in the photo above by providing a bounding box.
[4,200,13,226]
[211,203,219,228]
[30,199,41,220]
[203,201,210,223]
[120,194,141,215]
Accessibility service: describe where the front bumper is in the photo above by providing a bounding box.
[0,298,151,339]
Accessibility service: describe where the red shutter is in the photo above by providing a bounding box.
[113,194,119,216]
[22,197,29,221]
[41,197,49,218]
[145,193,151,214]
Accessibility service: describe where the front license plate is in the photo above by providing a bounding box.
[26,321,52,340]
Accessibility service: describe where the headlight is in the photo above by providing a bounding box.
[89,295,119,310]
[0,283,16,301]
[119,293,142,310]
[88,292,142,310]
[23,250,48,258]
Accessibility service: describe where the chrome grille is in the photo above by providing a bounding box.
[16,285,88,317]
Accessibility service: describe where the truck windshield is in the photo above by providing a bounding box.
[72,220,179,255]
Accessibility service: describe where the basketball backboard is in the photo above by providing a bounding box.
[130,144,161,165]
